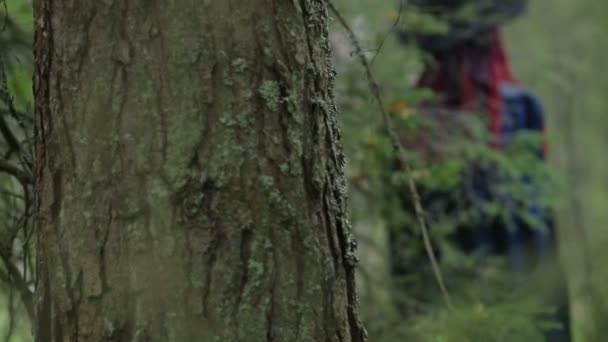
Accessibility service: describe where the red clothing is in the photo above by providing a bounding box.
[417,29,518,147]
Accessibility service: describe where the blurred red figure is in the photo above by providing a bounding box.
[390,1,571,340]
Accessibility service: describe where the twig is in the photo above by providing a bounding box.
[0,114,20,157]
[0,252,34,321]
[327,0,453,310]
[369,0,404,66]
[0,56,22,157]
[0,158,33,184]
[4,285,15,342]
[0,0,8,32]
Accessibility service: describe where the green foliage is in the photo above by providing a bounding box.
[0,1,33,341]
[329,0,580,340]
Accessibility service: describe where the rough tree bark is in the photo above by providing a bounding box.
[33,1,366,341]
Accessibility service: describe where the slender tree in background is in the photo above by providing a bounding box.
[32,1,366,341]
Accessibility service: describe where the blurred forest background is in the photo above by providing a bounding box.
[329,0,608,341]
[1,0,607,341]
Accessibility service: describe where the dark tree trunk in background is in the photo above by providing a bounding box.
[33,0,366,341]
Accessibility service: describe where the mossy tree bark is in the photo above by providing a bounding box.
[33,0,366,341]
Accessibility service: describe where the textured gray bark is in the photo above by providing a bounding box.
[33,0,366,341]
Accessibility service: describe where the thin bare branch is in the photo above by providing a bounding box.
[0,158,32,184]
[327,0,453,310]
[370,0,404,65]
[0,253,34,321]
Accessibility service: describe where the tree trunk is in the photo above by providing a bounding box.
[33,1,366,341]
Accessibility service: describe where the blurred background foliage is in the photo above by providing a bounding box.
[1,0,607,341]
[329,0,608,341]
[1,0,33,341]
